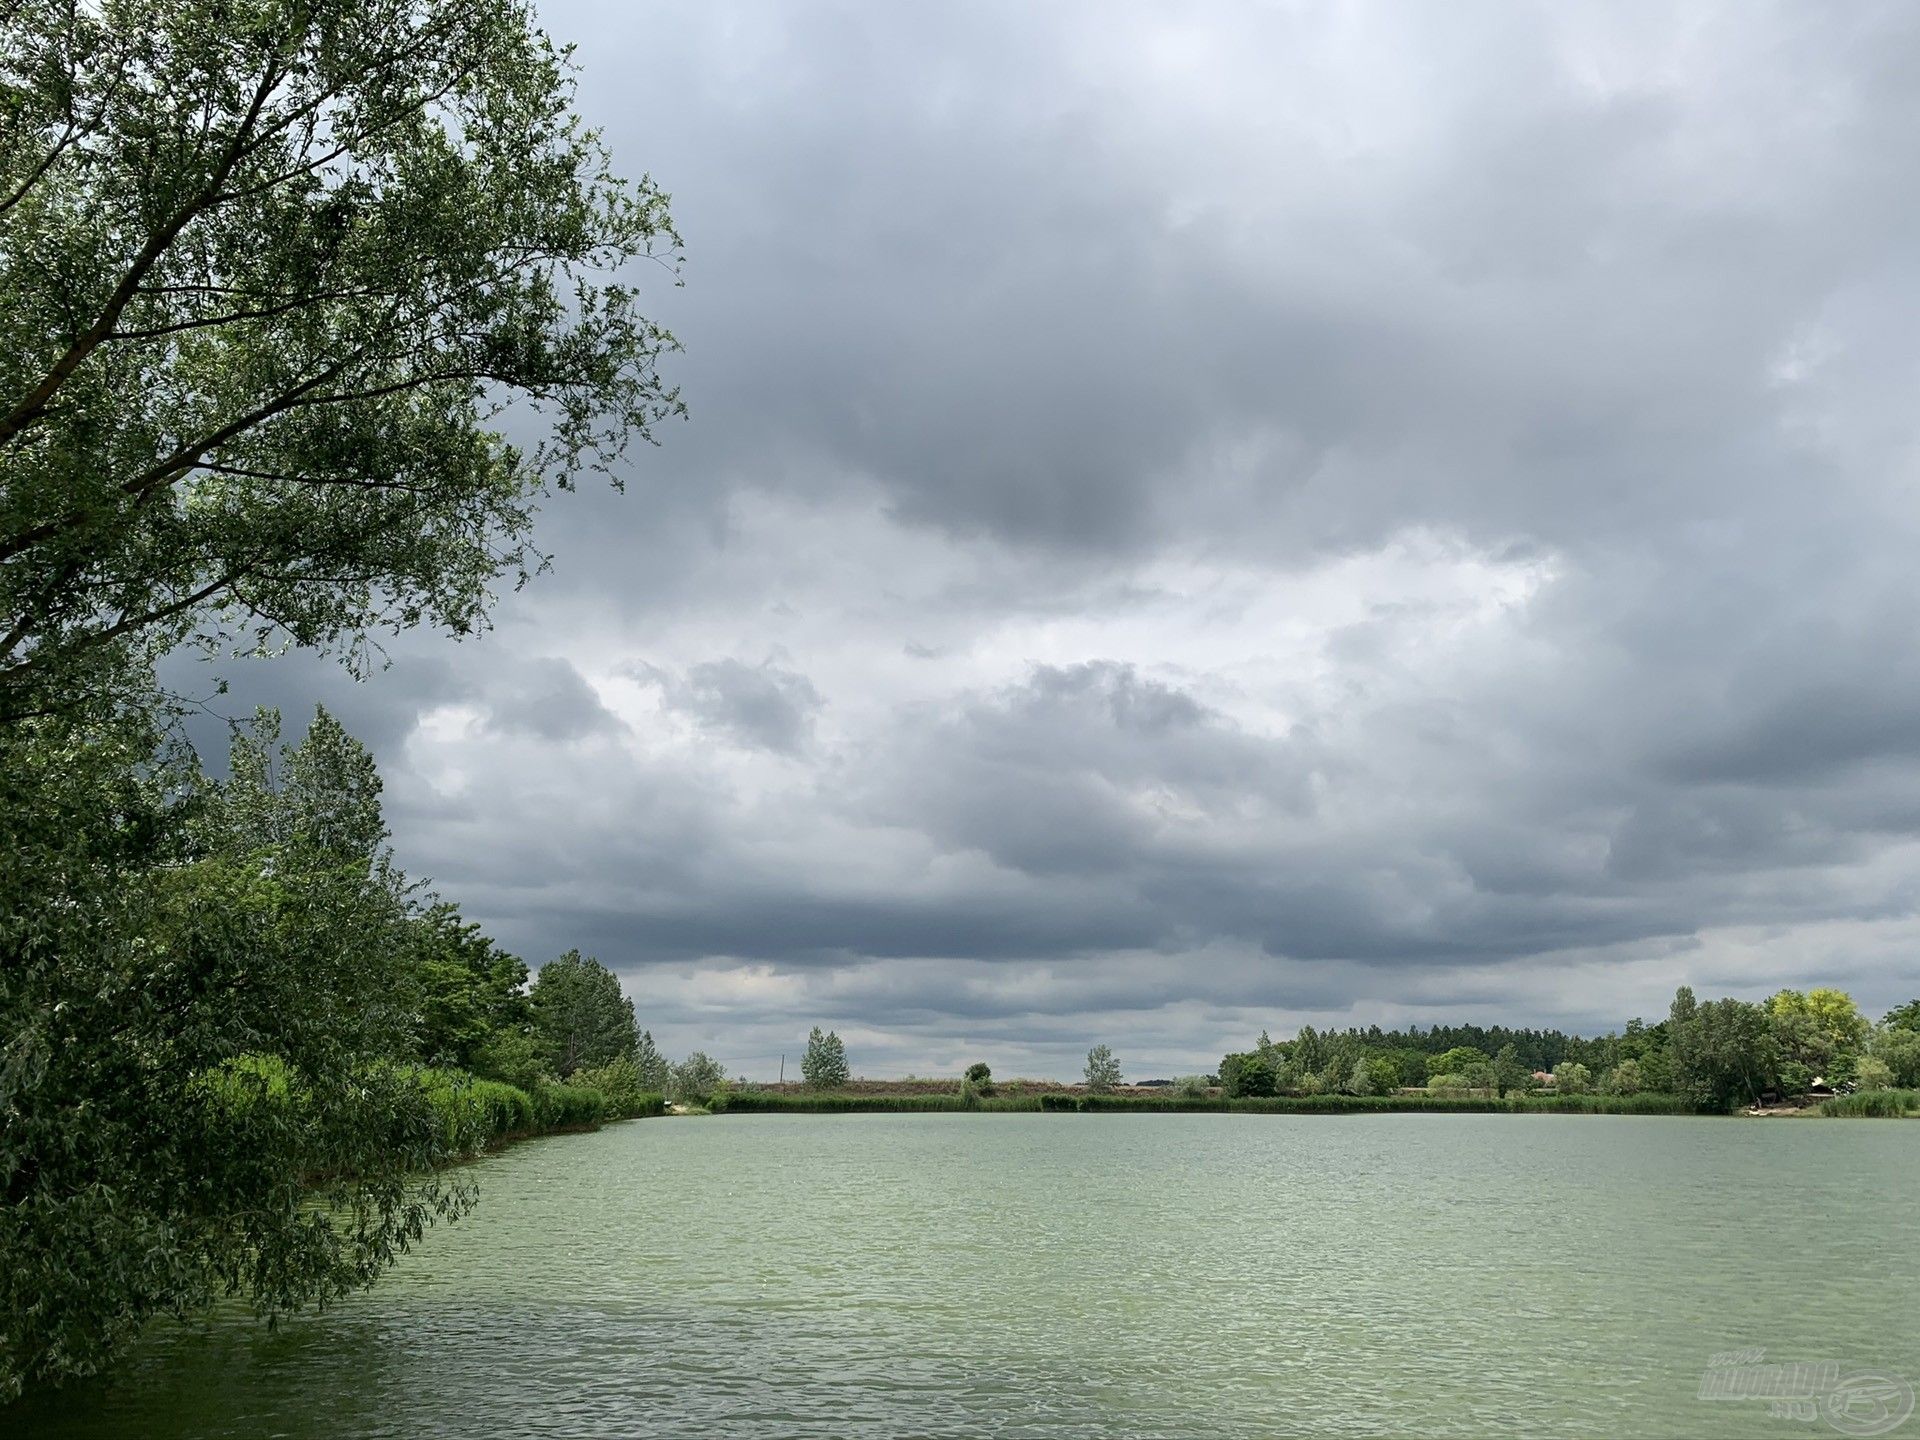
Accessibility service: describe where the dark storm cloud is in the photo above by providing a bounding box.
[180,1,1920,1073]
[645,657,823,754]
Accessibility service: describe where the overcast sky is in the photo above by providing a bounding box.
[184,1,1920,1079]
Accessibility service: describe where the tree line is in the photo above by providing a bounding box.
[1219,986,1920,1108]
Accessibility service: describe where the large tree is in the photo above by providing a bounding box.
[529,950,637,1079]
[0,0,680,720]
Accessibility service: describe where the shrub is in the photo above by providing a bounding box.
[534,1081,609,1130]
[571,1057,659,1118]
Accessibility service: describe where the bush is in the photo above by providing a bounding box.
[533,1080,609,1130]
[571,1057,663,1118]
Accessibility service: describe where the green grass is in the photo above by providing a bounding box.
[1819,1089,1920,1118]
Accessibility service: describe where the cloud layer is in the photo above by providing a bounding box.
[178,1,1920,1078]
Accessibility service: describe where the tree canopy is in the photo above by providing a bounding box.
[530,951,638,1079]
[800,1026,849,1088]
[0,0,681,719]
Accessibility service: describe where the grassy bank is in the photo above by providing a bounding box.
[420,1069,667,1153]
[713,1089,1700,1116]
[1819,1089,1920,1118]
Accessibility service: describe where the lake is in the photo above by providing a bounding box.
[16,1114,1919,1438]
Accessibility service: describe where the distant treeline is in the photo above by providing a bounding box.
[714,1089,1697,1117]
[1218,987,1920,1110]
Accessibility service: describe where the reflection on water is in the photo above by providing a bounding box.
[14,1114,1920,1438]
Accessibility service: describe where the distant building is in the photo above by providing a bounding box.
[1531,1070,1555,1085]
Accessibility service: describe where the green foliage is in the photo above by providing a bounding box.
[533,1080,609,1131]
[1853,1057,1895,1092]
[1884,1000,1920,1032]
[1083,1044,1122,1094]
[670,1052,726,1105]
[801,1026,851,1088]
[1348,1057,1399,1096]
[469,1028,548,1093]
[1552,1062,1593,1096]
[408,902,531,1071]
[1819,1089,1920,1118]
[964,1062,993,1086]
[1426,1074,1474,1096]
[1429,1046,1492,1078]
[1870,1026,1920,1088]
[718,1091,1694,1117]
[570,1057,663,1119]
[0,705,470,1399]
[1219,1050,1279,1098]
[633,1029,671,1093]
[1603,1059,1644,1095]
[722,1091,1046,1113]
[1171,1075,1212,1099]
[0,0,681,722]
[1492,1044,1530,1098]
[1669,986,1778,1111]
[1766,988,1869,1082]
[530,951,638,1079]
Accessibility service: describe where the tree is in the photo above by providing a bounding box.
[529,951,637,1079]
[1083,1044,1122,1094]
[1492,1044,1530,1098]
[1668,987,1777,1111]
[0,0,682,721]
[1883,1000,1920,1032]
[407,902,531,1071]
[1767,988,1869,1085]
[1219,1050,1278,1098]
[670,1052,725,1105]
[801,1027,850,1089]
[633,1030,671,1093]
[1603,1059,1644,1095]
[965,1062,993,1086]
[1430,1046,1492,1079]
[1854,1057,1895,1092]
[1868,1026,1920,1088]
[1552,1062,1592,1095]
[1348,1057,1398,1096]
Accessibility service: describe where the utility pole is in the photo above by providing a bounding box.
[779,1053,785,1084]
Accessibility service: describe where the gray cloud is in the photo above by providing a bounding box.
[178,0,1920,1075]
[650,657,824,754]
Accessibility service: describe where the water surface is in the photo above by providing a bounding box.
[19,1114,1920,1438]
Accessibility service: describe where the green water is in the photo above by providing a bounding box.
[15,1114,1919,1438]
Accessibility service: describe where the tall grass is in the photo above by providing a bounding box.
[1819,1089,1920,1118]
